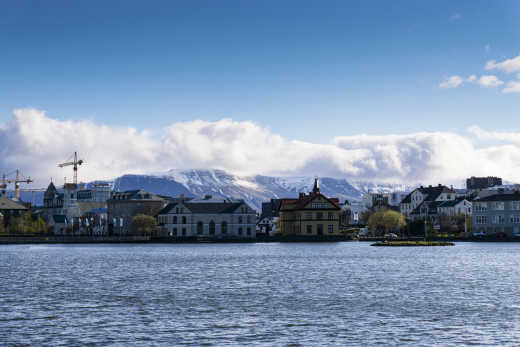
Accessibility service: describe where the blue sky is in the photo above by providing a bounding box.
[1,0,519,142]
[2,1,520,186]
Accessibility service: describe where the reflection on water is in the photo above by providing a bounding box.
[1,242,520,346]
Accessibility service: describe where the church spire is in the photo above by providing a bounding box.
[313,177,320,194]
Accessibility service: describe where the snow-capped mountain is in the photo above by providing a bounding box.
[111,169,413,211]
[16,169,416,211]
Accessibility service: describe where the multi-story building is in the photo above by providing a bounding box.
[156,199,256,238]
[279,178,341,236]
[108,189,166,235]
[0,196,28,226]
[472,192,520,236]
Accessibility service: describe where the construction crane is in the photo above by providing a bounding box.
[1,170,33,199]
[58,152,84,185]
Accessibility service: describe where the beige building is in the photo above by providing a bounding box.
[279,179,341,236]
[157,200,256,238]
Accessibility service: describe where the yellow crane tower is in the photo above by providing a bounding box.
[0,170,33,199]
[58,152,84,185]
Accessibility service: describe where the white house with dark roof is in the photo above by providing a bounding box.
[157,200,256,238]
[400,184,456,222]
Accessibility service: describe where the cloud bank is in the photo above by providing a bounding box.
[440,55,520,93]
[2,108,520,187]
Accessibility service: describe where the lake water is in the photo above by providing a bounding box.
[2,242,520,346]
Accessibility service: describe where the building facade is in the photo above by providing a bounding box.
[467,176,502,190]
[400,184,457,221]
[472,193,520,236]
[108,189,166,235]
[157,200,256,238]
[279,179,341,236]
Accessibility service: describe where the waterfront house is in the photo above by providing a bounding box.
[0,196,28,226]
[400,184,456,222]
[472,192,520,236]
[156,199,256,238]
[278,178,341,236]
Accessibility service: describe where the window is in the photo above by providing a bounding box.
[475,216,488,224]
[323,202,328,208]
[328,224,334,233]
[306,212,312,220]
[246,227,251,235]
[238,227,243,235]
[182,228,186,236]
[493,202,505,210]
[328,213,334,220]
[475,203,487,212]
[173,227,178,235]
[173,216,178,224]
[221,221,227,234]
[492,215,505,224]
[512,201,520,210]
[176,208,179,214]
[197,221,203,235]
[182,216,187,224]
[511,215,520,224]
[306,225,312,234]
[317,224,323,234]
[209,221,215,235]
[316,212,323,220]
[238,216,243,224]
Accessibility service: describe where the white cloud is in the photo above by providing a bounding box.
[503,81,520,94]
[476,75,504,87]
[3,108,520,187]
[439,75,464,88]
[485,55,520,73]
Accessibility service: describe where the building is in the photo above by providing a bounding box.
[388,191,409,206]
[257,199,282,235]
[156,200,256,238]
[340,200,368,225]
[0,196,28,226]
[400,184,456,223]
[467,176,502,190]
[437,198,472,217]
[362,193,389,209]
[108,189,166,235]
[472,192,520,236]
[278,178,341,236]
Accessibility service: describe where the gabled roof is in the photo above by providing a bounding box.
[0,196,28,211]
[158,202,247,215]
[418,185,454,201]
[475,192,520,202]
[279,192,340,211]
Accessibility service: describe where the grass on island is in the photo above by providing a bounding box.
[371,240,454,247]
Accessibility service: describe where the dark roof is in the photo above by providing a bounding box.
[158,202,247,215]
[280,192,340,211]
[438,198,467,207]
[52,215,67,223]
[109,189,163,201]
[475,193,520,202]
[401,193,412,204]
[0,196,28,211]
[418,185,454,201]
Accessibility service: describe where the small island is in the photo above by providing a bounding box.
[371,241,455,247]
